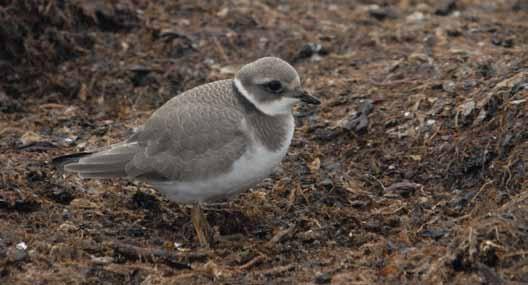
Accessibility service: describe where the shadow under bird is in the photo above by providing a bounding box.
[53,57,320,247]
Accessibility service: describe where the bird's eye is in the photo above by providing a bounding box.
[265,80,283,93]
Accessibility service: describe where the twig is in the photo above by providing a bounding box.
[212,37,229,63]
[502,251,528,259]
[365,174,386,191]
[254,264,295,276]
[110,241,207,269]
[287,185,297,210]
[368,78,422,87]
[266,224,296,246]
[470,180,494,205]
[416,216,440,234]
[238,254,267,270]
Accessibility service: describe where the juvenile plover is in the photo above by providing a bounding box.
[55,57,320,246]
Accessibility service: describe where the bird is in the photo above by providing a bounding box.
[53,57,320,247]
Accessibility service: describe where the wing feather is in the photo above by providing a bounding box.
[63,80,247,181]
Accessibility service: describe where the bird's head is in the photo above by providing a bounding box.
[234,57,320,116]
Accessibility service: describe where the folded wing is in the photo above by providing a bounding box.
[64,82,249,181]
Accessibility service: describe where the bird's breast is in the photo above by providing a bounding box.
[151,115,295,203]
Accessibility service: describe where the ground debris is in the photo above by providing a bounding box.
[434,0,457,16]
[293,43,328,62]
[74,0,140,32]
[367,5,399,21]
[456,100,476,126]
[1,0,528,284]
[336,99,374,134]
[266,223,296,246]
[111,241,204,269]
[384,181,422,198]
[0,90,22,113]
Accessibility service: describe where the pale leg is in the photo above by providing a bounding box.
[191,203,211,247]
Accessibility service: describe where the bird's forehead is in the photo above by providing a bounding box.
[243,57,299,83]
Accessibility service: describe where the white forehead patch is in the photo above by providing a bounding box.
[235,78,298,116]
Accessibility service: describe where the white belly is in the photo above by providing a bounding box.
[151,116,295,203]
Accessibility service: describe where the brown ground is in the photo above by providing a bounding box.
[1,0,527,284]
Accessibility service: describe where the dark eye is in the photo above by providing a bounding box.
[265,80,283,93]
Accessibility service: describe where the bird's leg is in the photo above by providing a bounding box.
[191,203,211,248]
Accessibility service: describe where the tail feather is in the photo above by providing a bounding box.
[64,161,128,173]
[78,170,128,178]
[78,153,136,164]
[52,152,92,170]
[53,143,140,178]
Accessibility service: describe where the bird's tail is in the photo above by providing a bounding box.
[52,143,139,178]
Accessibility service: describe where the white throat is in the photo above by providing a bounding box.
[234,78,298,116]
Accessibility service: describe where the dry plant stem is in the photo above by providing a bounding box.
[191,203,211,248]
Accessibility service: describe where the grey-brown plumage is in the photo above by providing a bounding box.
[58,57,320,203]
[65,79,287,181]
[64,80,293,181]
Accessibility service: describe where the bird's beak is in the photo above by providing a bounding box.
[290,89,320,105]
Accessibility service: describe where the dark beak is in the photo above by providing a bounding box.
[292,89,320,105]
